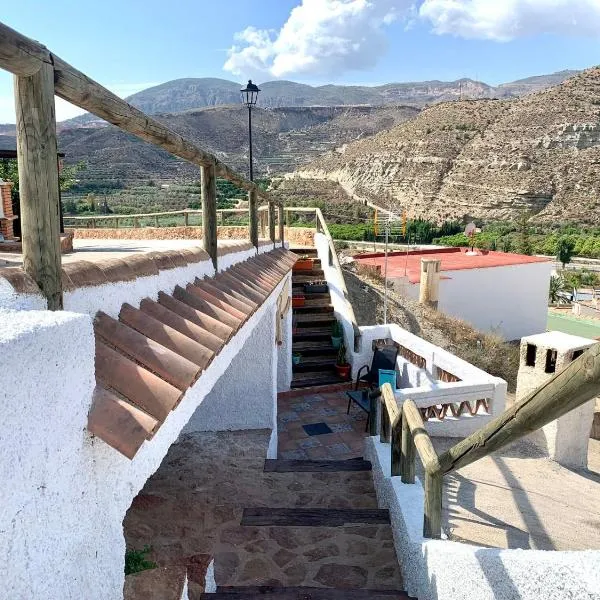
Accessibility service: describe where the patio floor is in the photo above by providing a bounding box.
[277,390,369,460]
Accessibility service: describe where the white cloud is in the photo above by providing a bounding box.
[224,0,414,79]
[419,0,600,41]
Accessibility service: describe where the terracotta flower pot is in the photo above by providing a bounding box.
[293,259,313,271]
[292,296,305,308]
[335,363,351,379]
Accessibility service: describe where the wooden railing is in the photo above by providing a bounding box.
[0,21,282,309]
[374,342,600,539]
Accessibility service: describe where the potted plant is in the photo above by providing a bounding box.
[335,343,351,379]
[331,321,343,349]
[304,280,328,294]
[292,295,305,308]
[292,352,302,366]
[293,255,314,271]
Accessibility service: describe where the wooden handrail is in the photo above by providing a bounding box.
[437,343,600,474]
[375,342,600,540]
[0,21,278,205]
[314,207,361,352]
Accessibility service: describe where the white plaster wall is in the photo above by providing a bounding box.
[218,247,256,272]
[182,307,277,433]
[394,262,552,341]
[314,232,356,357]
[365,438,600,600]
[0,278,47,310]
[277,273,293,393]
[0,258,288,600]
[354,324,506,438]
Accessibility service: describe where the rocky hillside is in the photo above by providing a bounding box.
[292,68,600,225]
[62,70,577,128]
[54,104,418,186]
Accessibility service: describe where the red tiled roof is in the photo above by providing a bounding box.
[354,247,550,284]
[88,248,296,459]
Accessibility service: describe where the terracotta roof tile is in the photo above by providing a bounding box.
[171,285,242,337]
[89,248,297,459]
[179,247,210,263]
[88,386,158,459]
[95,340,181,421]
[0,267,40,294]
[95,311,199,390]
[154,293,232,346]
[184,283,248,322]
[126,254,160,278]
[95,258,137,283]
[62,261,108,290]
[119,303,214,372]
[217,240,254,256]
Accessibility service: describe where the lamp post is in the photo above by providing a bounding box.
[241,79,260,181]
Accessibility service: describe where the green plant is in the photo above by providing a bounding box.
[336,343,347,366]
[331,321,343,338]
[549,275,564,304]
[124,545,157,575]
[556,237,575,268]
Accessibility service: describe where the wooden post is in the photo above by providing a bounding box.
[391,414,402,477]
[115,216,119,228]
[419,259,441,309]
[154,214,159,227]
[400,411,416,483]
[201,163,218,269]
[220,211,224,225]
[369,391,378,437]
[14,61,63,310]
[278,204,285,246]
[380,399,390,443]
[184,211,189,227]
[133,217,139,228]
[423,470,443,539]
[268,200,276,243]
[248,188,258,250]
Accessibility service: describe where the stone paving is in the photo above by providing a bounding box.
[124,402,403,596]
[277,390,369,460]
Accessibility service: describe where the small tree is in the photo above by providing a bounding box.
[548,275,564,304]
[556,237,575,268]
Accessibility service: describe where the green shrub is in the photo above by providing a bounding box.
[124,546,157,575]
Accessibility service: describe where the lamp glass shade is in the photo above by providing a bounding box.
[241,79,261,106]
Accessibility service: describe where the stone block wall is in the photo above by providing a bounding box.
[0,181,15,240]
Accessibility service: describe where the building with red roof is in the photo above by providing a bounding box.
[354,247,552,340]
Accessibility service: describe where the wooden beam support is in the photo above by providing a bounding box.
[14,61,62,309]
[279,204,285,245]
[400,409,416,483]
[0,22,283,205]
[248,188,258,249]
[201,163,217,269]
[269,200,276,243]
[423,470,443,539]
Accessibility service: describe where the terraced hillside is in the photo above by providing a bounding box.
[292,68,600,225]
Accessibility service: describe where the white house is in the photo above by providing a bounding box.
[355,248,553,340]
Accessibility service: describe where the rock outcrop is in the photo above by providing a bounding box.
[292,68,600,225]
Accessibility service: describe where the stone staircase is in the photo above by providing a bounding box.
[200,458,412,599]
[291,248,347,389]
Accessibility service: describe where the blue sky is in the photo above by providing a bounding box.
[1,0,599,122]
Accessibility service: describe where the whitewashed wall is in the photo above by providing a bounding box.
[314,232,356,357]
[0,248,289,600]
[393,262,553,341]
[353,325,506,437]
[366,438,600,600]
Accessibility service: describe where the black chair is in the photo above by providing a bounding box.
[346,340,400,422]
[354,340,400,391]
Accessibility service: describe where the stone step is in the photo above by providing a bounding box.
[291,371,346,388]
[292,302,334,313]
[203,587,413,599]
[241,508,390,527]
[292,357,337,372]
[293,327,332,341]
[292,341,337,354]
[293,313,336,324]
[290,248,318,256]
[264,459,372,473]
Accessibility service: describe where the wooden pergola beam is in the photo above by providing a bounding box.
[0,21,278,203]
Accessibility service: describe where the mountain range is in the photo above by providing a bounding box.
[60,70,579,128]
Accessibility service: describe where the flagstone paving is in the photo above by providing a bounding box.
[124,399,403,597]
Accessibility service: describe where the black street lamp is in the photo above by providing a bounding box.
[241,79,260,181]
